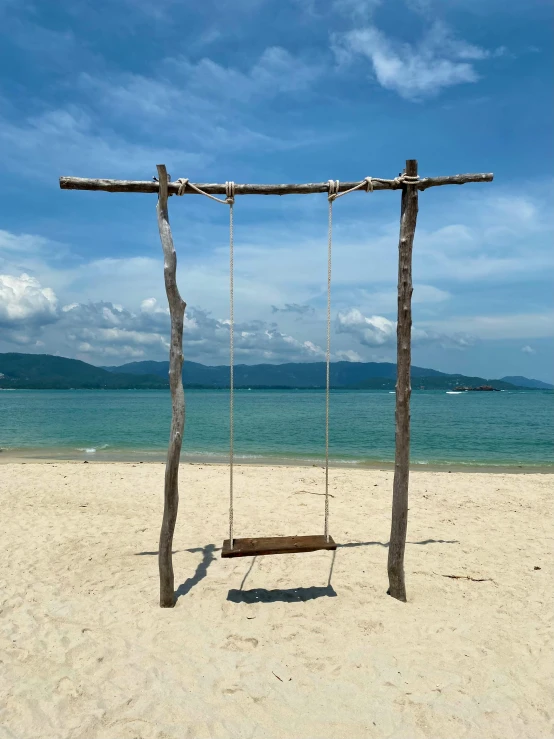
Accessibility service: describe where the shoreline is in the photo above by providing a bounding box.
[1,447,552,473]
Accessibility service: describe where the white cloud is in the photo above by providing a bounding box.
[35,297,330,365]
[61,300,171,359]
[0,273,58,330]
[173,46,322,101]
[337,309,396,346]
[332,21,496,100]
[336,308,474,348]
[521,345,535,354]
[335,349,363,362]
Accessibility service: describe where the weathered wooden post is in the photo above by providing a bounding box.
[156,164,186,608]
[387,159,419,602]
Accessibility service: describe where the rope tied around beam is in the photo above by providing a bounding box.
[327,174,420,202]
[179,174,418,204]
[176,177,236,204]
[327,177,373,201]
[394,174,420,186]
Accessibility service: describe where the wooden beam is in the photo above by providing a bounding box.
[387,159,419,603]
[222,535,337,558]
[59,172,493,195]
[156,164,186,608]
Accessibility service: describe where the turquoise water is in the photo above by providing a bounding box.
[0,389,552,468]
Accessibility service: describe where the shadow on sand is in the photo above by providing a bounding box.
[135,537,458,602]
[226,550,337,604]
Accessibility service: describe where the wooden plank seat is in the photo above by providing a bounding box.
[221,534,337,558]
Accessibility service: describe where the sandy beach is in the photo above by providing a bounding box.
[0,461,552,739]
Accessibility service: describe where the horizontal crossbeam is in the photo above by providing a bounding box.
[59,172,493,196]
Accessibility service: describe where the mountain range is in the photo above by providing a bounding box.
[102,359,528,390]
[0,353,168,389]
[500,375,554,390]
[1,353,551,390]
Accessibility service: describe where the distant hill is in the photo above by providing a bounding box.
[104,359,519,391]
[1,353,537,391]
[103,360,447,388]
[0,353,168,389]
[501,376,553,390]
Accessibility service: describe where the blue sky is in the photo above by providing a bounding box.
[0,0,552,381]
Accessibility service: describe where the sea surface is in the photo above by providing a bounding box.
[0,388,552,469]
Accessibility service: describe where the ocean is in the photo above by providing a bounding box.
[1,388,552,469]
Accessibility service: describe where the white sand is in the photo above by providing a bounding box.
[0,462,552,739]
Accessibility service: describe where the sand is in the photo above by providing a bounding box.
[0,462,552,739]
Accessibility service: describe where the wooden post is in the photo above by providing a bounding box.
[387,159,419,602]
[156,164,186,608]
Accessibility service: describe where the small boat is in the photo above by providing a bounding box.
[446,391,463,395]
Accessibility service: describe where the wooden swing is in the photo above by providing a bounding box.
[60,162,494,606]
[217,179,358,558]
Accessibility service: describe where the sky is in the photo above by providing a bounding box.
[0,0,552,382]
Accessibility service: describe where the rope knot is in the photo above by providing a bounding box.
[394,174,420,187]
[327,179,340,201]
[225,181,235,204]
[176,178,189,196]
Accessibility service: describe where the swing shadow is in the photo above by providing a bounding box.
[134,538,458,603]
[226,550,337,604]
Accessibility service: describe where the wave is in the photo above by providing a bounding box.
[77,444,110,453]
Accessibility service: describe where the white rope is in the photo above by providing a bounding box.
[176,177,236,547]
[227,182,235,548]
[327,174,420,202]
[394,174,420,185]
[324,182,338,540]
[176,178,236,204]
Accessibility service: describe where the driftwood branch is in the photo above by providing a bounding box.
[387,159,419,603]
[59,172,493,196]
[156,164,186,609]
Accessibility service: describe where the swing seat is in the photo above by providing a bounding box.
[221,534,337,558]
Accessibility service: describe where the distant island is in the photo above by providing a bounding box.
[0,352,552,391]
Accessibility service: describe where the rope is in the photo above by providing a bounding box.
[327,174,420,203]
[324,182,338,540]
[227,182,235,548]
[176,178,236,204]
[176,177,236,548]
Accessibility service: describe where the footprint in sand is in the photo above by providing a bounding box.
[223,635,259,651]
[55,676,82,698]
[358,619,385,634]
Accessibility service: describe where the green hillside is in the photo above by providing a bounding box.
[0,353,531,391]
[105,359,447,388]
[0,353,169,389]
